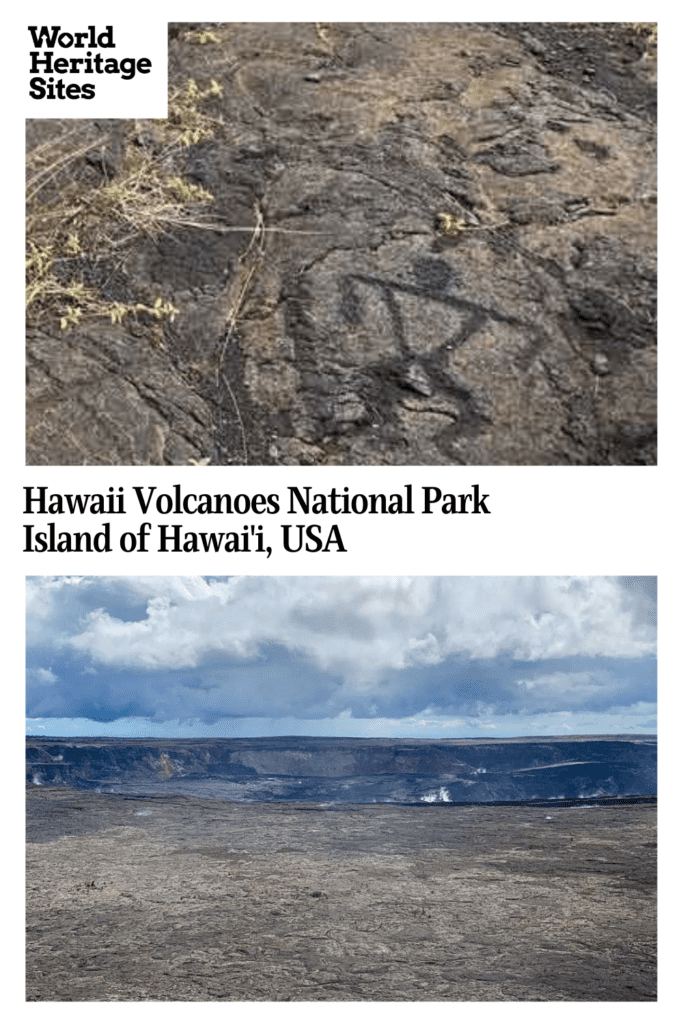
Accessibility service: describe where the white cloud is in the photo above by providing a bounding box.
[25,576,656,728]
[58,576,653,679]
[28,667,58,685]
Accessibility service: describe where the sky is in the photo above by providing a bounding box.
[25,576,656,739]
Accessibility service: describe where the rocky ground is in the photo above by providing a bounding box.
[26,23,656,466]
[26,788,656,1000]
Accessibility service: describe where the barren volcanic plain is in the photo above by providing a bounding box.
[27,786,656,1001]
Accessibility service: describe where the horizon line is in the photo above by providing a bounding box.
[26,732,658,741]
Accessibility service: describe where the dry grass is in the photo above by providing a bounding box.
[25,77,226,333]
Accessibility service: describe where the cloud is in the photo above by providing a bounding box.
[26,576,656,729]
[28,667,59,686]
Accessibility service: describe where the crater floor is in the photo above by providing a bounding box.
[26,789,656,1000]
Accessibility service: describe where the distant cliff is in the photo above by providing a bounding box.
[26,735,657,804]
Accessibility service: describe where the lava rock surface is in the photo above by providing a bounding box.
[26,790,656,1000]
[26,23,656,465]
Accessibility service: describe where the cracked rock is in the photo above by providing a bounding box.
[26,22,656,465]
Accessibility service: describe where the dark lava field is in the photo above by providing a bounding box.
[26,789,656,1001]
[26,736,657,999]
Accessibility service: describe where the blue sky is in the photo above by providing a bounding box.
[26,576,656,739]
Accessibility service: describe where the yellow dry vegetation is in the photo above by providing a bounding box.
[26,78,222,332]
